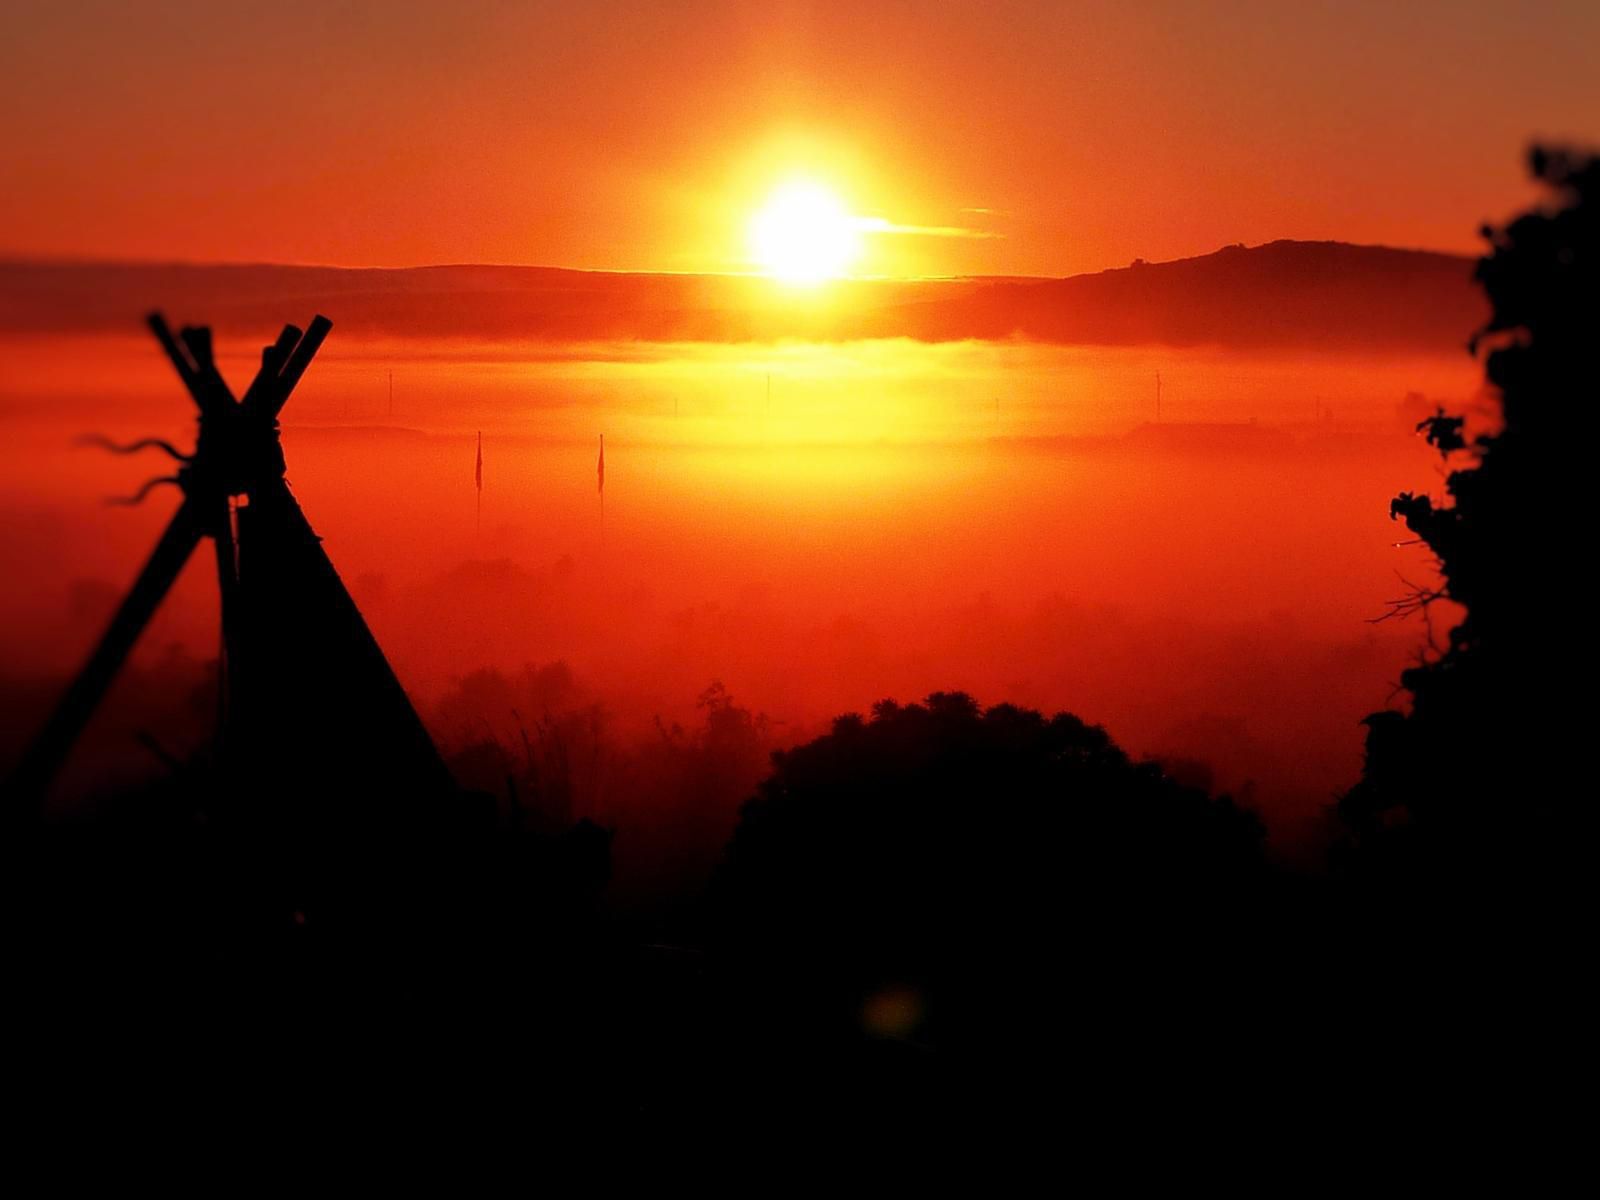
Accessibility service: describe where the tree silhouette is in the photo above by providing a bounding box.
[1340,148,1595,889]
[714,693,1265,1050]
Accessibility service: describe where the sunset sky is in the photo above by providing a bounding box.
[3,0,1596,277]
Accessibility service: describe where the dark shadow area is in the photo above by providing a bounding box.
[1339,148,1591,920]
[4,148,1589,1153]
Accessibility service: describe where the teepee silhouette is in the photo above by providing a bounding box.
[7,313,455,827]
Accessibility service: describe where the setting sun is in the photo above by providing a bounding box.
[749,180,863,284]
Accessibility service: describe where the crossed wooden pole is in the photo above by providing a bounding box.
[6,314,332,817]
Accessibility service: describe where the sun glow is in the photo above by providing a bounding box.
[749,181,864,285]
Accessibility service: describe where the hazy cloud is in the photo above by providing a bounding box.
[857,216,1005,240]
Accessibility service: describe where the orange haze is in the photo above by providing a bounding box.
[0,328,1480,867]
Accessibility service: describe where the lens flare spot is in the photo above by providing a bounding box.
[861,985,924,1039]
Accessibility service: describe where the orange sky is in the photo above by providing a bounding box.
[3,0,1597,276]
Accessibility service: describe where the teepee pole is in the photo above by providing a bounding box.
[7,308,453,821]
[5,502,206,815]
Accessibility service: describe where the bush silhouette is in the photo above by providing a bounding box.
[714,692,1265,1048]
[1340,148,1595,891]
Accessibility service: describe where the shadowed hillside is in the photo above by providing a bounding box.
[884,240,1483,349]
[0,240,1482,350]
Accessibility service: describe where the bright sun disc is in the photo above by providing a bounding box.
[749,181,862,285]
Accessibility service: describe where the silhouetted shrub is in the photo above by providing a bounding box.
[1340,148,1595,892]
[713,693,1265,1048]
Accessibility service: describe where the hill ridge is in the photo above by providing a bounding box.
[0,240,1484,351]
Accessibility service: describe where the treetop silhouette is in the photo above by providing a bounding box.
[1341,147,1595,878]
[714,692,1266,1046]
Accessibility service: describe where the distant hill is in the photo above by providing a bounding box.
[870,240,1484,351]
[0,240,1484,351]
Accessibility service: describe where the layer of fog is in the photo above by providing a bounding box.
[0,334,1482,876]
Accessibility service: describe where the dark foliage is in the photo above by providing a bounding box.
[714,692,1266,1051]
[1340,148,1595,892]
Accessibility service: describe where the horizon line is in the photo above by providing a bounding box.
[0,236,1481,285]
